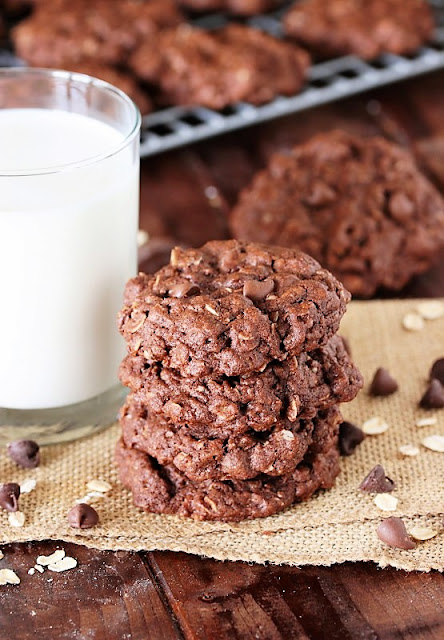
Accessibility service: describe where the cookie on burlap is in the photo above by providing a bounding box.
[118,240,350,377]
[116,437,340,521]
[12,0,183,66]
[120,400,341,481]
[119,335,363,435]
[230,130,444,297]
[284,0,434,60]
[129,24,309,109]
[178,0,284,15]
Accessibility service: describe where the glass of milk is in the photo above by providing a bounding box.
[0,68,140,444]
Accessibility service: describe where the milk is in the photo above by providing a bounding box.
[0,109,139,409]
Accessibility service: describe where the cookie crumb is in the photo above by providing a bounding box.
[362,416,389,435]
[402,313,424,331]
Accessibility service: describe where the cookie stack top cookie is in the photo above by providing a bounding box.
[118,240,350,378]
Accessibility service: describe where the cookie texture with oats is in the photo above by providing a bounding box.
[230,130,444,297]
[284,0,434,60]
[129,23,309,109]
[118,240,350,377]
[120,402,341,482]
[119,335,362,435]
[116,436,340,521]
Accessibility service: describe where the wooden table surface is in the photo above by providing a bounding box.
[1,72,444,640]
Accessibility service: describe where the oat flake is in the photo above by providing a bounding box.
[374,493,398,511]
[422,434,444,453]
[8,511,25,528]
[362,416,389,435]
[402,313,424,331]
[48,556,77,573]
[86,480,112,493]
[0,569,20,585]
[416,417,438,428]
[409,526,439,541]
[20,478,37,494]
[36,549,65,566]
[416,300,444,320]
[399,444,420,457]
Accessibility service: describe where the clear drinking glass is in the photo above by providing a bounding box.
[0,68,140,444]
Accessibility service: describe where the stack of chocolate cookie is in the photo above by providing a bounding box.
[116,240,363,521]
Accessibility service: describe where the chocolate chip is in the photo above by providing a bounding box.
[420,379,444,409]
[359,465,396,493]
[243,278,274,301]
[7,440,40,469]
[369,368,398,396]
[338,421,365,456]
[67,504,99,529]
[377,517,416,550]
[430,358,444,385]
[168,283,201,298]
[0,483,20,512]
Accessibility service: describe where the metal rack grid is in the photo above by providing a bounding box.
[2,2,444,157]
[140,0,444,157]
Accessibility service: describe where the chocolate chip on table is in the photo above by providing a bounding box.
[338,421,365,456]
[369,368,398,397]
[168,283,201,298]
[67,503,99,529]
[359,465,396,493]
[7,440,40,468]
[420,379,444,409]
[0,483,20,512]
[377,517,416,550]
[243,278,274,301]
[430,358,444,385]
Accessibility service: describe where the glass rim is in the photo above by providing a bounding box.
[0,67,141,177]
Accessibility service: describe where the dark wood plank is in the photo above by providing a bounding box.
[147,552,444,640]
[0,542,181,640]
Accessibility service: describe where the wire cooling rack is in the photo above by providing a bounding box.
[2,1,444,157]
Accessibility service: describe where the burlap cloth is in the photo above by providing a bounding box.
[0,299,443,571]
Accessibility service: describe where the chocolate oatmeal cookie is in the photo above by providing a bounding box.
[120,402,341,481]
[284,0,434,60]
[230,131,444,297]
[12,0,184,67]
[129,24,309,109]
[119,335,362,435]
[118,240,350,377]
[178,0,284,15]
[116,438,340,521]
[61,62,152,114]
